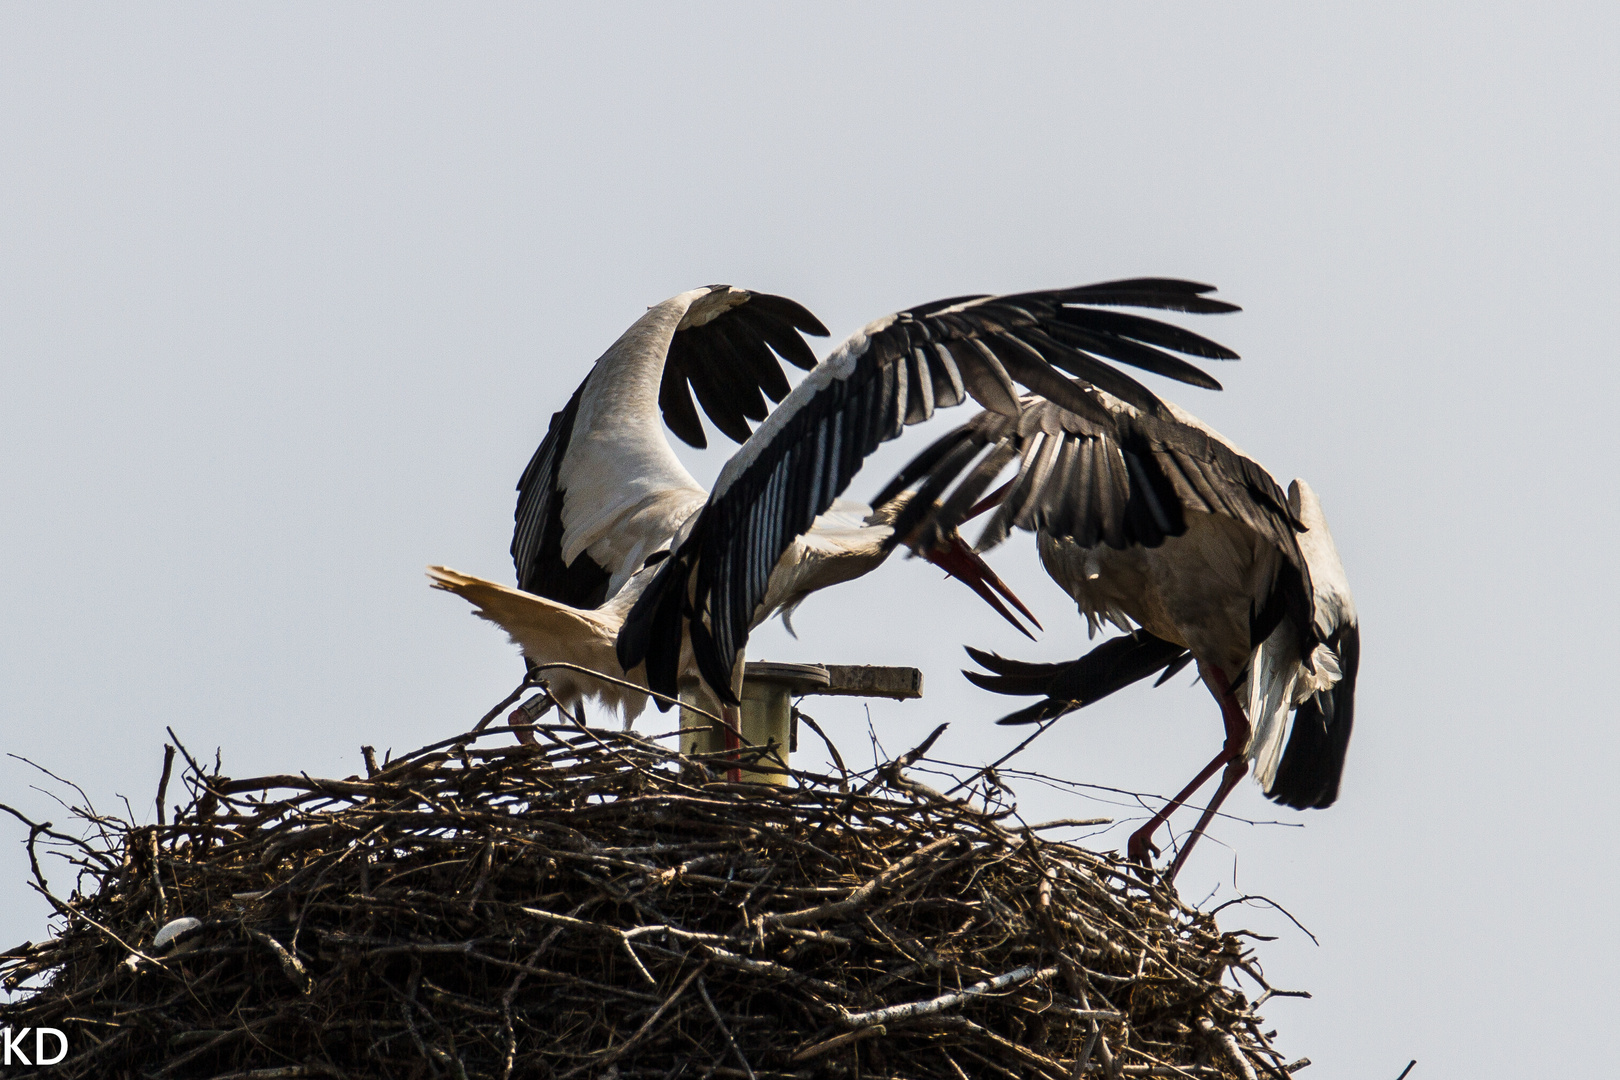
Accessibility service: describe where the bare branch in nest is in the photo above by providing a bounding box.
[155,744,176,827]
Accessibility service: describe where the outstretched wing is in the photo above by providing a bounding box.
[512,288,829,604]
[617,279,1240,703]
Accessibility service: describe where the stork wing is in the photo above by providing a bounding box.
[887,394,1303,558]
[659,291,829,448]
[962,633,1193,725]
[512,287,828,605]
[617,279,1240,704]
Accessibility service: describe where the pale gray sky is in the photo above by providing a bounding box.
[3,5,1616,1076]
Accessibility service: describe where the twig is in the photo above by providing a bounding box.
[1394,1062,1416,1080]
[944,718,1060,796]
[558,963,706,1078]
[1205,895,1319,947]
[764,835,959,929]
[697,976,755,1080]
[1027,817,1113,831]
[837,965,1057,1028]
[1196,1016,1257,1080]
[1075,1019,1100,1077]
[795,709,848,782]
[470,675,541,735]
[790,1024,887,1063]
[900,723,950,768]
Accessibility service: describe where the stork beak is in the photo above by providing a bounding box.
[923,531,1042,640]
[963,478,1018,523]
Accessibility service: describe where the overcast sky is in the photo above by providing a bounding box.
[3,5,1617,1076]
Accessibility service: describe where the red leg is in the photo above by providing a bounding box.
[722,704,743,783]
[1126,662,1251,878]
[1166,755,1248,883]
[507,693,553,747]
[1127,747,1231,865]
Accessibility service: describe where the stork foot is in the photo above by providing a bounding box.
[1126,827,1160,869]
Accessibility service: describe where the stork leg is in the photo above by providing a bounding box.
[721,657,746,783]
[1126,663,1251,880]
[506,694,553,746]
[721,704,744,784]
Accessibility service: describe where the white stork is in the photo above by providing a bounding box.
[432,285,1036,726]
[879,388,1359,880]
[615,279,1243,709]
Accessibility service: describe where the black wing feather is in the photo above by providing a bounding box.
[656,290,831,448]
[1051,278,1242,314]
[511,382,614,606]
[1046,320,1226,391]
[962,631,1192,725]
[1058,307,1240,361]
[513,287,828,603]
[658,360,708,448]
[744,292,831,345]
[677,334,758,444]
[716,312,794,402]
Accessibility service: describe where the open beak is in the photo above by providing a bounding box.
[923,531,1042,640]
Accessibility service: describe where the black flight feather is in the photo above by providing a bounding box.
[656,290,829,448]
[511,382,614,606]
[964,630,1191,725]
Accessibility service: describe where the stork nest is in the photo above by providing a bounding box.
[1,693,1309,1080]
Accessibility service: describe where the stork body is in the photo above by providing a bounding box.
[888,390,1359,879]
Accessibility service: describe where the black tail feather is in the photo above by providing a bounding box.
[963,667,1061,697]
[1266,625,1359,810]
[963,645,1071,680]
[993,699,1076,726]
[871,422,983,511]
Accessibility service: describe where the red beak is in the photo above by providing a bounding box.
[964,478,1017,523]
[924,532,1042,640]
